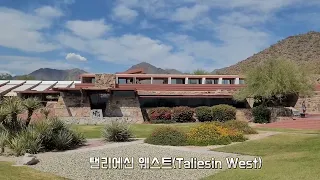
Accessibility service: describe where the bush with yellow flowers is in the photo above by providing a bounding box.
[186,122,247,146]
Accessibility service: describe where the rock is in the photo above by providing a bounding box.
[22,154,39,165]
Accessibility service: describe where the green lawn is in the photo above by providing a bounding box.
[0,162,67,180]
[72,123,199,139]
[204,133,320,180]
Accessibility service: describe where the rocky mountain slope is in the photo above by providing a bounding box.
[213,31,320,75]
[126,62,183,74]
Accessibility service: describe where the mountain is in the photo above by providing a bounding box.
[126,62,183,74]
[0,73,13,80]
[26,68,87,81]
[213,31,320,75]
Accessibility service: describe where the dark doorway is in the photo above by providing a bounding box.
[88,92,109,117]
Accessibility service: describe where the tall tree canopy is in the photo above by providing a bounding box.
[192,69,210,75]
[234,58,315,104]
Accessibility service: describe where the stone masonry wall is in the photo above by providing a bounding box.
[295,91,320,113]
[49,92,91,117]
[105,95,144,123]
[95,74,116,88]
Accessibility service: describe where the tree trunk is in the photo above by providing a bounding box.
[25,110,33,127]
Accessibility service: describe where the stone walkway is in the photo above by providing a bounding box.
[257,118,320,130]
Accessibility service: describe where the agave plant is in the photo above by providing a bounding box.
[22,98,42,127]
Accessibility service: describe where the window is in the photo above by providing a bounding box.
[171,78,185,84]
[222,79,235,84]
[239,79,245,84]
[205,78,219,84]
[188,79,201,84]
[118,78,134,84]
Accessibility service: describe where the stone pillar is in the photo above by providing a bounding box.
[218,78,223,84]
[185,77,189,84]
[168,77,172,84]
[235,78,240,85]
[202,77,206,84]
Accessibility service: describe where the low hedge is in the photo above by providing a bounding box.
[172,106,194,122]
[195,106,213,122]
[252,105,271,123]
[148,107,171,121]
[186,122,246,146]
[144,126,187,146]
[212,105,236,122]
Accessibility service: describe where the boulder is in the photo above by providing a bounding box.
[22,153,39,165]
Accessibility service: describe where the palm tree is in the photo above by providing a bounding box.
[22,98,42,127]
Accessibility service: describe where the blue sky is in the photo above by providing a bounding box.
[1,0,320,75]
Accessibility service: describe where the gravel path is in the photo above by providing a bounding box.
[30,140,256,180]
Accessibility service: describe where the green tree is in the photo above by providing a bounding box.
[234,58,314,105]
[192,69,210,75]
[22,98,42,127]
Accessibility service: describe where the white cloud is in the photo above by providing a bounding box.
[65,19,111,39]
[0,7,59,52]
[171,5,209,22]
[34,6,63,18]
[56,33,207,71]
[112,5,138,23]
[0,56,77,75]
[65,53,87,61]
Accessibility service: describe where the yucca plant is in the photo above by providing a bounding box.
[22,98,42,127]
[2,97,24,133]
[30,120,53,150]
[9,129,43,156]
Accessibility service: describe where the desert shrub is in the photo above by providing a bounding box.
[52,130,74,150]
[0,130,9,153]
[102,121,133,142]
[223,120,258,134]
[144,126,187,146]
[29,118,85,151]
[186,122,246,146]
[148,107,171,121]
[212,105,236,122]
[195,106,213,122]
[172,106,194,122]
[252,105,271,123]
